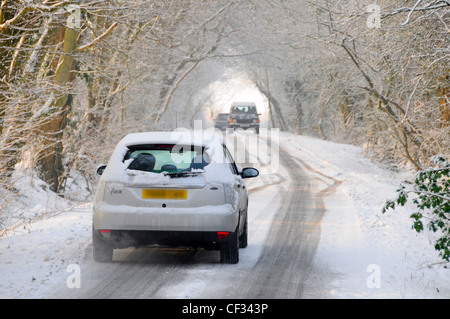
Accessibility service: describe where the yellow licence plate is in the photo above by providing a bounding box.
[142,189,188,200]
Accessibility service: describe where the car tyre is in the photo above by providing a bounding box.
[220,228,239,264]
[92,227,113,262]
[239,219,248,248]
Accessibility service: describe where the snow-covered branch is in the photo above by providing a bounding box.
[77,22,118,51]
[384,0,450,25]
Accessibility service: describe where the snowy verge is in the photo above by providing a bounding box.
[0,205,92,298]
[0,168,93,299]
[281,132,449,298]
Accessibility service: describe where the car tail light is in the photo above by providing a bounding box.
[217,231,229,239]
[99,229,111,233]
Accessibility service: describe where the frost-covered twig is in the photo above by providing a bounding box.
[384,0,450,24]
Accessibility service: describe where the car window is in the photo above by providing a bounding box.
[124,144,209,173]
[231,106,257,114]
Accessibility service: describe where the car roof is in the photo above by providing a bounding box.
[119,131,224,148]
[231,102,256,107]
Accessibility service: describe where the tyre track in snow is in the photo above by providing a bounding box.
[224,145,334,298]
[166,141,340,299]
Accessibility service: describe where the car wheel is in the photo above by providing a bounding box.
[220,228,239,264]
[239,219,248,248]
[92,227,113,262]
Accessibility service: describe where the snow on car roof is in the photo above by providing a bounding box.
[231,102,256,106]
[119,131,224,147]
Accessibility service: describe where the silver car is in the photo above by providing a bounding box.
[92,131,259,264]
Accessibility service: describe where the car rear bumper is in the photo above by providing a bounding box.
[93,202,239,233]
[93,229,235,249]
[229,123,259,129]
[215,123,229,129]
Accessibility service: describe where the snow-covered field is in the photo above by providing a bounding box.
[0,132,448,298]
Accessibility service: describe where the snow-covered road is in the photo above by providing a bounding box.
[0,132,449,299]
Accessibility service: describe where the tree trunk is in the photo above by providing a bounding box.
[37,23,79,192]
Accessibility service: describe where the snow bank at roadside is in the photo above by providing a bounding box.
[0,167,93,299]
[282,132,449,298]
[0,168,91,236]
[0,206,92,298]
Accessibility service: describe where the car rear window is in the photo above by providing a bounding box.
[231,106,257,114]
[124,144,210,173]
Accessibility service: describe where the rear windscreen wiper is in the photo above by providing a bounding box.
[163,171,204,178]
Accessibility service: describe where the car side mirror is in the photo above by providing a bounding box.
[241,167,259,178]
[96,164,107,176]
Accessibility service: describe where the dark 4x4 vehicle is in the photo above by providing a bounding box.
[214,113,230,131]
[229,102,260,134]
